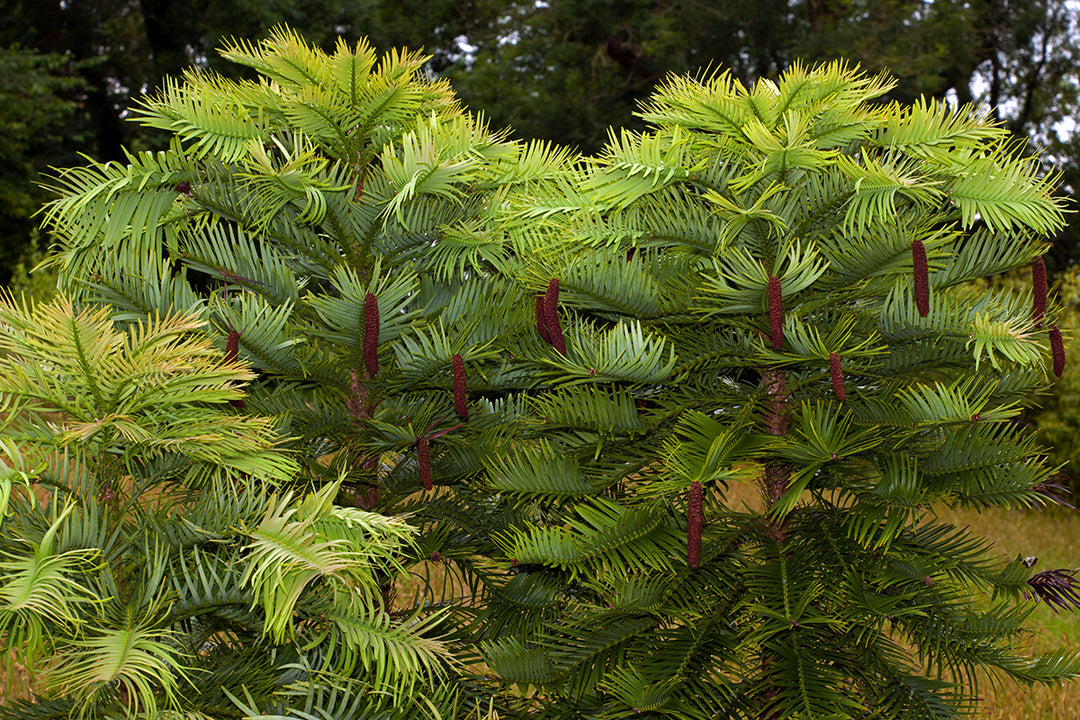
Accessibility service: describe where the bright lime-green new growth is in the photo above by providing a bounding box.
[481,61,1079,718]
[9,26,1080,720]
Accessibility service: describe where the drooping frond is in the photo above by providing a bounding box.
[240,481,414,637]
[39,613,190,718]
[0,294,297,483]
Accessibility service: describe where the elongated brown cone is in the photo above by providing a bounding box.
[452,353,469,418]
[912,240,929,317]
[364,293,380,376]
[545,278,566,356]
[224,330,244,408]
[829,352,846,402]
[688,481,704,569]
[1033,257,1047,329]
[1051,325,1065,378]
[535,292,551,343]
[224,329,241,364]
[767,276,783,350]
[418,436,432,491]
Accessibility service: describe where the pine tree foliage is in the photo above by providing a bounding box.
[479,62,1080,718]
[0,294,449,719]
[24,25,569,720]
[20,28,1080,720]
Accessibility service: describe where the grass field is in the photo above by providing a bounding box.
[2,488,1077,716]
[720,481,1080,719]
[937,503,1080,719]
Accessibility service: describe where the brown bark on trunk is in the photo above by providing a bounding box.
[758,367,791,719]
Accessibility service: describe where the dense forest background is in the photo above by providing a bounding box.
[1,0,1078,282]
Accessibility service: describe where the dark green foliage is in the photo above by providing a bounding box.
[469,61,1080,717]
[18,28,1080,720]
[0,46,87,284]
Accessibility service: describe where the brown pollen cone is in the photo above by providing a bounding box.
[224,329,241,364]
[545,278,566,355]
[767,276,784,350]
[364,293,380,377]
[418,436,432,491]
[225,330,243,409]
[688,480,704,569]
[535,292,551,343]
[829,352,846,402]
[1051,325,1066,378]
[1033,257,1047,328]
[912,240,929,317]
[452,353,469,418]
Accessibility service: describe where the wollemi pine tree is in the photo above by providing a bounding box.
[23,28,1080,718]
[478,62,1080,718]
[24,27,573,720]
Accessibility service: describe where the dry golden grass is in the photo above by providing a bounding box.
[933,503,1080,719]
[0,650,30,704]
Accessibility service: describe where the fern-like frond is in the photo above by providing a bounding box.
[41,140,192,273]
[945,151,1066,235]
[0,502,98,656]
[493,499,683,577]
[240,481,414,643]
[39,615,191,719]
[483,440,597,499]
[528,319,678,385]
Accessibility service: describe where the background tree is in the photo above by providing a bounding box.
[441,1,1080,154]
[0,45,87,284]
[0,0,495,158]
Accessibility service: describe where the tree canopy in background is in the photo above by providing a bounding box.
[1,0,1079,273]
[0,46,88,279]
